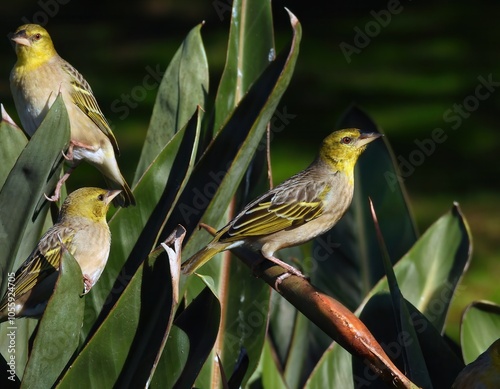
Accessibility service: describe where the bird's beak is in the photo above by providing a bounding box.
[104,190,122,205]
[357,132,383,147]
[10,31,31,47]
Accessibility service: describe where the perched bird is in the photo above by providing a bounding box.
[0,187,120,322]
[452,339,500,389]
[181,128,381,277]
[9,24,135,207]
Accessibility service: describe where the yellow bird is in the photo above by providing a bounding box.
[10,24,135,207]
[0,187,120,322]
[181,128,381,277]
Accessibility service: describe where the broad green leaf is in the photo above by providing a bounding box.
[356,294,463,388]
[0,97,69,380]
[166,10,300,388]
[81,109,201,338]
[156,287,221,389]
[361,203,471,332]
[212,0,274,133]
[166,9,301,260]
[134,23,208,184]
[0,106,27,189]
[217,263,270,388]
[0,95,69,292]
[249,338,289,389]
[21,250,84,389]
[460,301,500,364]
[305,344,353,389]
[365,201,431,388]
[57,240,175,388]
[312,105,418,311]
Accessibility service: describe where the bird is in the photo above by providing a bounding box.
[9,24,135,207]
[0,187,120,322]
[181,128,381,277]
[452,338,500,389]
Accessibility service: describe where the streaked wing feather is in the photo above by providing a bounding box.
[225,193,324,240]
[13,228,75,297]
[62,62,119,153]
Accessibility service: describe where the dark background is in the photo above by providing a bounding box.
[0,0,498,341]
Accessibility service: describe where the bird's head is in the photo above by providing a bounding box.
[10,24,56,65]
[319,128,382,173]
[59,188,122,223]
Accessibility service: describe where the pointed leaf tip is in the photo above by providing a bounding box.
[284,8,299,26]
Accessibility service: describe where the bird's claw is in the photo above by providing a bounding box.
[82,275,93,295]
[44,193,59,202]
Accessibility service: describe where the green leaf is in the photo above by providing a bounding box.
[57,237,177,388]
[312,104,418,311]
[134,23,208,184]
[21,250,85,389]
[248,337,288,389]
[0,97,69,380]
[151,287,221,388]
[81,108,201,338]
[356,294,463,388]
[365,200,431,388]
[212,0,274,133]
[460,301,500,364]
[168,8,302,260]
[305,345,353,389]
[362,203,472,332]
[0,95,69,291]
[0,106,27,189]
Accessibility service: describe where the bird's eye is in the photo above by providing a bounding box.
[34,33,42,40]
[98,194,104,201]
[341,137,352,144]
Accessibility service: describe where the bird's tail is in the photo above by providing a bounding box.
[181,244,226,275]
[104,175,136,207]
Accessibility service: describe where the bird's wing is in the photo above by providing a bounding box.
[62,61,120,154]
[222,179,328,240]
[12,227,75,298]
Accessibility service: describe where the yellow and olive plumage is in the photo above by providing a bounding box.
[0,187,120,322]
[9,24,135,207]
[181,128,381,276]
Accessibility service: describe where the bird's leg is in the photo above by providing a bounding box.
[82,274,93,295]
[263,254,306,290]
[62,140,97,161]
[44,166,75,202]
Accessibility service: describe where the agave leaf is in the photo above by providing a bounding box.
[0,105,27,189]
[363,200,431,388]
[460,301,500,364]
[356,294,463,388]
[0,97,69,380]
[134,23,208,184]
[212,0,275,133]
[81,108,201,338]
[362,203,472,332]
[0,95,69,291]
[57,230,181,388]
[150,286,221,389]
[165,9,301,262]
[21,250,84,389]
